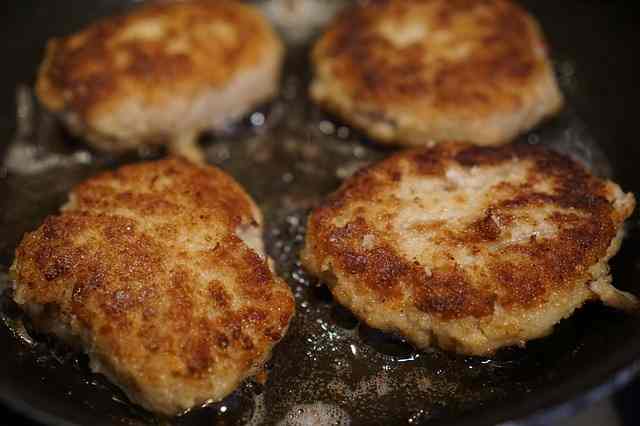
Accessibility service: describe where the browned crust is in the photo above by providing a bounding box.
[36,0,282,121]
[311,0,563,146]
[12,158,295,414]
[303,143,632,320]
[314,0,549,113]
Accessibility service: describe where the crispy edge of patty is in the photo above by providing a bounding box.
[301,143,635,355]
[310,0,563,146]
[10,158,295,414]
[37,0,282,119]
[35,0,284,158]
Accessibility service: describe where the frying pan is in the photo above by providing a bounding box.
[1,1,640,425]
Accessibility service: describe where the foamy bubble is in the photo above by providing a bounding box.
[5,85,93,175]
[278,402,351,426]
[348,371,395,399]
[246,392,267,426]
[261,0,347,44]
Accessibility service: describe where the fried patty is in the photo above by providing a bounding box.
[302,143,636,356]
[311,0,563,147]
[36,0,283,162]
[10,158,295,415]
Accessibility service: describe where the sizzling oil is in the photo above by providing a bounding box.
[0,3,623,426]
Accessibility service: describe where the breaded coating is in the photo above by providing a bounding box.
[311,0,563,147]
[36,0,284,162]
[10,158,295,415]
[302,143,636,356]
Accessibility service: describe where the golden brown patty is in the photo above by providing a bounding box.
[36,0,283,161]
[10,158,295,415]
[311,0,563,146]
[302,143,636,355]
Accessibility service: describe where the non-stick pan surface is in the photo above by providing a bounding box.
[1,1,640,425]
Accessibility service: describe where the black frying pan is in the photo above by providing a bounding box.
[2,1,640,425]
